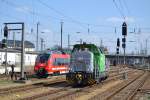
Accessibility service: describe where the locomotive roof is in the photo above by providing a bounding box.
[72,43,101,54]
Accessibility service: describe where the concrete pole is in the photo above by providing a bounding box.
[36,22,39,51]
[88,24,90,34]
[123,36,126,65]
[13,32,15,48]
[117,54,119,65]
[61,21,63,50]
[20,23,25,80]
[5,37,8,75]
[146,39,148,55]
[80,39,82,44]
[40,38,44,51]
[68,34,70,49]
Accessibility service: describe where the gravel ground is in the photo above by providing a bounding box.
[0,66,147,100]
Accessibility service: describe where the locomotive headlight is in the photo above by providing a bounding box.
[76,74,82,80]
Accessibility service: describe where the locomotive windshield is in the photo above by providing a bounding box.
[70,50,94,72]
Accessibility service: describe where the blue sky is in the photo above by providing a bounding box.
[0,0,150,54]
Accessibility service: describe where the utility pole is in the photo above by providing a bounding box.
[100,39,103,47]
[80,39,82,44]
[36,22,40,51]
[13,32,15,48]
[44,43,46,50]
[60,21,63,50]
[5,37,8,74]
[21,23,25,80]
[68,34,70,49]
[145,39,148,55]
[88,24,90,34]
[40,38,44,51]
[3,25,8,75]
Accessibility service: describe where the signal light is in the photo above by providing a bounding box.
[2,39,7,48]
[122,43,126,48]
[116,48,119,54]
[122,38,126,43]
[4,25,8,37]
[117,38,120,47]
[122,22,127,36]
[117,51,119,54]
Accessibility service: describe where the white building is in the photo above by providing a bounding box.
[0,49,38,74]
[0,49,38,66]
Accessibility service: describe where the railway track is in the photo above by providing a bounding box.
[0,76,65,96]
[20,81,70,100]
[53,70,141,100]
[24,69,135,100]
[89,71,148,100]
[107,72,148,100]
[0,67,140,100]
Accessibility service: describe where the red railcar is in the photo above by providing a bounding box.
[34,51,70,78]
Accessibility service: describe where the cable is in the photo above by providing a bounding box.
[119,0,125,15]
[37,0,88,28]
[113,0,126,20]
[1,0,62,24]
[1,0,119,30]
[37,0,118,29]
[122,0,130,16]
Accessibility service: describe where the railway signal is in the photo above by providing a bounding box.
[2,39,7,48]
[117,38,120,47]
[122,21,127,64]
[122,21,128,79]
[116,48,119,54]
[4,25,8,37]
[122,22,127,36]
[116,38,120,65]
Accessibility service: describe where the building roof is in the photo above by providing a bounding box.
[0,40,35,48]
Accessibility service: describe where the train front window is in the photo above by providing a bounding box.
[36,54,50,63]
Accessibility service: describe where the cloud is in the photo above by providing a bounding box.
[106,17,135,23]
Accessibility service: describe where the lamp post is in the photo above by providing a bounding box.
[60,21,63,50]
[36,22,40,51]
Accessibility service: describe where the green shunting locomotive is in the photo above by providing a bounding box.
[66,43,108,86]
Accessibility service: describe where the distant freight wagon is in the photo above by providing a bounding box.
[34,50,70,78]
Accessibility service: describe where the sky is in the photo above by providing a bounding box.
[0,0,150,54]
